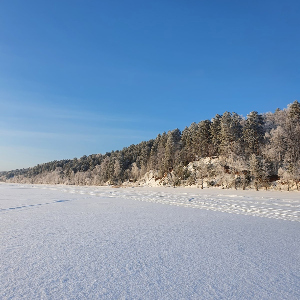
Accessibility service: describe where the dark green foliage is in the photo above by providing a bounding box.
[1,102,299,190]
[243,111,265,156]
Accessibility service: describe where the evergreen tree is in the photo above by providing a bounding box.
[243,111,264,156]
[210,114,222,156]
[164,129,181,172]
[219,112,243,156]
[1,101,299,190]
[197,120,212,158]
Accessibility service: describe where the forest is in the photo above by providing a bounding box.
[1,101,300,191]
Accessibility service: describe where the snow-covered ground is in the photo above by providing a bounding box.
[1,183,299,299]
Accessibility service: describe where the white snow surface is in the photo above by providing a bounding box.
[1,183,299,299]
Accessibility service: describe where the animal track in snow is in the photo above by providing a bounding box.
[0,199,72,213]
[36,185,300,222]
[2,184,299,222]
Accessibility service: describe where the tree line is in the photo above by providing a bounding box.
[1,101,300,190]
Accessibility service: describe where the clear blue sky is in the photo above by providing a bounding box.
[1,0,299,171]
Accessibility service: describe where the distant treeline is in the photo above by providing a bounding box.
[1,101,300,190]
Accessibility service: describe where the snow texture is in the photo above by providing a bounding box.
[1,183,299,299]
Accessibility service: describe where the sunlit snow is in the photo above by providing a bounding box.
[1,183,299,299]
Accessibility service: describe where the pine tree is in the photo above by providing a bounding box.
[164,129,181,172]
[148,135,160,172]
[283,100,300,187]
[219,112,243,156]
[243,111,264,156]
[181,123,197,163]
[210,114,222,156]
[197,120,212,158]
[288,100,300,121]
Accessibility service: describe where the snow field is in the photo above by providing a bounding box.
[1,183,300,299]
[3,184,298,222]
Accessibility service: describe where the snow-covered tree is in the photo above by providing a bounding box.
[243,111,264,156]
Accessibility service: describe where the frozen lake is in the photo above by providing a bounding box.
[1,183,299,299]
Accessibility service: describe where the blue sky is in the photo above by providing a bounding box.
[0,0,299,171]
